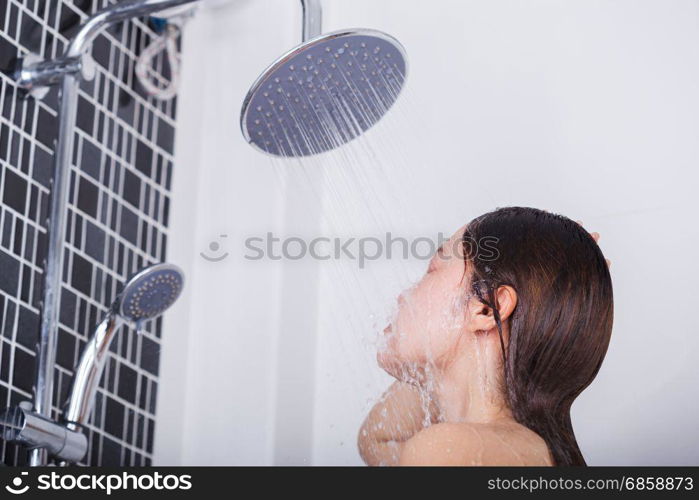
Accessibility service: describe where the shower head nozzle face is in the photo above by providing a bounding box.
[241,29,407,158]
[118,263,184,322]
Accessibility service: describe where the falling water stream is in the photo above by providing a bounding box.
[252,36,450,462]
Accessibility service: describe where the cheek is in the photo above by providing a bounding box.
[385,280,467,363]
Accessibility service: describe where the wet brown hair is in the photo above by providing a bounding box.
[463,207,613,466]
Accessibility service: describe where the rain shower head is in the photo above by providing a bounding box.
[241,13,408,158]
[116,262,184,322]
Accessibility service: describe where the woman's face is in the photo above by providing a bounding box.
[378,226,472,378]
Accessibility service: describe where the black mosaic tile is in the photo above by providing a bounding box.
[134,138,152,176]
[139,335,159,377]
[84,218,105,261]
[0,35,18,74]
[119,204,139,245]
[0,248,20,295]
[16,305,38,350]
[35,106,57,149]
[104,396,124,438]
[32,145,53,188]
[76,175,98,218]
[80,137,101,180]
[117,363,137,404]
[122,168,140,209]
[76,96,95,134]
[56,327,76,370]
[100,436,121,466]
[2,168,27,213]
[12,348,35,394]
[71,252,92,296]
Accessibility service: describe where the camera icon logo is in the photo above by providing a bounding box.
[5,471,29,495]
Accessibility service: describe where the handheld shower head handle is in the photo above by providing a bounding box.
[63,314,122,427]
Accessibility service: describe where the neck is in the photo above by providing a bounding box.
[431,333,513,424]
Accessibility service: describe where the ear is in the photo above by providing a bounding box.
[495,285,517,322]
[466,285,518,332]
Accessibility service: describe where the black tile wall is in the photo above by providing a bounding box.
[0,1,178,466]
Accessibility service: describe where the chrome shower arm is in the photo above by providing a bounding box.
[301,0,322,41]
[17,0,198,95]
[63,313,123,428]
[20,0,318,90]
[66,0,197,59]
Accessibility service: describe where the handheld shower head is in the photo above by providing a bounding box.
[116,263,184,322]
[241,1,407,157]
[63,263,184,432]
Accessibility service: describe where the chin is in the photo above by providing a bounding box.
[377,349,401,378]
[376,349,391,370]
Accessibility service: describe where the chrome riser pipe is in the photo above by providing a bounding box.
[30,74,78,467]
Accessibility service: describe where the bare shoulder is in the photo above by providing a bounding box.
[399,422,553,466]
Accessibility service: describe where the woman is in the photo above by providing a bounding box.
[358,207,613,466]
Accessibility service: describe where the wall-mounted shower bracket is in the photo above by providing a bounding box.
[15,53,96,100]
[0,402,87,463]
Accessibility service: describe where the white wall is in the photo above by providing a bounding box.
[156,0,699,465]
